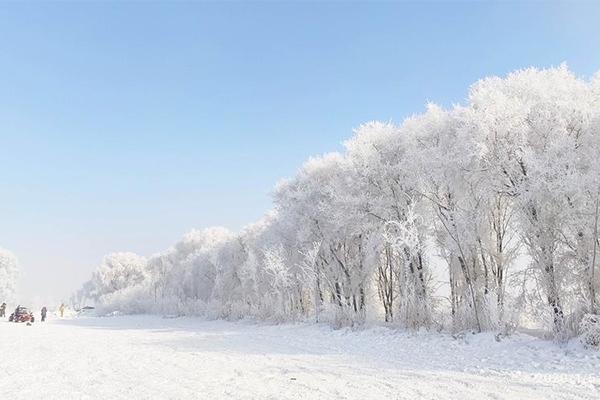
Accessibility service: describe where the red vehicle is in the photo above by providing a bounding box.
[9,306,35,323]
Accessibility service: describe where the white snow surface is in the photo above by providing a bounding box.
[1,315,599,400]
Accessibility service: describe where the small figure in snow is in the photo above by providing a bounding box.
[0,302,6,318]
[41,306,47,322]
[59,303,66,318]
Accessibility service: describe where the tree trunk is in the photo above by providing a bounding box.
[590,191,599,314]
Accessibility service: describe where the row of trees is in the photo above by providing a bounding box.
[0,247,19,303]
[78,66,600,339]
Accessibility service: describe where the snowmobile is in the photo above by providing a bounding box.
[9,306,35,323]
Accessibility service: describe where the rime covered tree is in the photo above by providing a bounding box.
[0,248,19,303]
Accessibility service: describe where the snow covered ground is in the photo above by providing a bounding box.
[0,315,599,400]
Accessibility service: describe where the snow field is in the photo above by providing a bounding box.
[0,315,598,400]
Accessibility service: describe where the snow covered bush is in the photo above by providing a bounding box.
[579,314,600,348]
[0,247,19,303]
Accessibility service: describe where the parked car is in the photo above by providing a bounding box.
[9,306,35,323]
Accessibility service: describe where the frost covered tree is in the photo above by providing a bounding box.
[0,247,19,303]
[466,66,600,337]
[87,252,148,301]
[274,153,374,326]
[343,121,433,327]
[147,227,233,313]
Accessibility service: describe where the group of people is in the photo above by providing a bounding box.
[0,302,67,322]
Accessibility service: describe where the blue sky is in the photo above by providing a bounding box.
[1,1,599,303]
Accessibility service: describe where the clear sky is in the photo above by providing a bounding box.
[1,1,599,304]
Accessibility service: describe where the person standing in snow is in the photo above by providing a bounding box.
[41,306,47,322]
[0,302,6,318]
[59,303,65,318]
